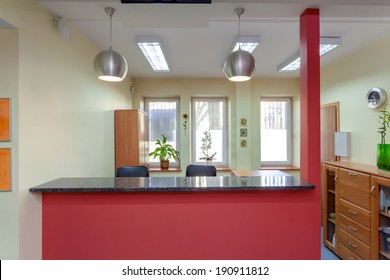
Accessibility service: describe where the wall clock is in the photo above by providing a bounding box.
[366,87,387,109]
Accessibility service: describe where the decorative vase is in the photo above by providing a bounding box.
[377,144,390,171]
[160,160,169,169]
[206,159,212,166]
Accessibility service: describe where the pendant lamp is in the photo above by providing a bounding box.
[223,8,256,82]
[94,7,128,82]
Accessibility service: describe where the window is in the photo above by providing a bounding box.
[145,98,180,167]
[260,98,292,165]
[191,98,228,166]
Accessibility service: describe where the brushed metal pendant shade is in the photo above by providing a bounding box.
[223,8,256,82]
[223,49,255,82]
[94,7,128,82]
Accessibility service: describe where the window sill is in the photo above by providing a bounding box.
[149,167,182,173]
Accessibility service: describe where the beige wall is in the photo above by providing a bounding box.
[0,0,132,259]
[133,77,300,173]
[321,34,390,166]
[0,28,19,260]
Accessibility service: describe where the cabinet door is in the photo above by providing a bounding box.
[323,164,339,254]
[338,168,371,210]
[372,176,390,260]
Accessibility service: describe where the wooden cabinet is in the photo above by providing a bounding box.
[322,161,390,260]
[337,168,372,259]
[114,109,149,172]
[323,164,338,255]
[372,175,390,260]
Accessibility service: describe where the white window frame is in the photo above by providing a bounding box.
[145,97,180,168]
[260,97,292,166]
[191,97,228,166]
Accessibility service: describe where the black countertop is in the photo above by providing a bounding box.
[29,174,315,193]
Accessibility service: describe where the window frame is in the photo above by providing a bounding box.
[260,97,292,166]
[145,97,180,168]
[191,97,228,166]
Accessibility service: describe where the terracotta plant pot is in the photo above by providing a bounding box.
[160,160,169,169]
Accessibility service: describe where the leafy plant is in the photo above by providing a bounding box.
[149,134,180,161]
[199,130,216,160]
[182,113,189,136]
[378,107,390,144]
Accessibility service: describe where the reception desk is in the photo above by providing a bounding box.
[30,172,319,260]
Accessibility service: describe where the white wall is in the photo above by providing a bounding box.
[0,0,132,259]
[321,34,390,166]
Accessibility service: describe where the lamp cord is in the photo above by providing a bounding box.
[237,11,242,50]
[109,13,112,50]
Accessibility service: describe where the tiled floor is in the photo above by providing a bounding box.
[321,242,340,260]
[321,226,340,260]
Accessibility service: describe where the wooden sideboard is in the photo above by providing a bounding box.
[323,161,390,260]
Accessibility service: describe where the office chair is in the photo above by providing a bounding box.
[116,166,149,177]
[185,164,217,177]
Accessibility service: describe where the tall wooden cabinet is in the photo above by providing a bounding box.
[114,109,149,172]
[323,164,338,254]
[323,161,390,260]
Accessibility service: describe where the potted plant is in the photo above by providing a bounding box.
[377,107,390,171]
[199,130,216,165]
[149,134,180,169]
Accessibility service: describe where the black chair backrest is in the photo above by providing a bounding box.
[117,166,149,177]
[186,164,217,177]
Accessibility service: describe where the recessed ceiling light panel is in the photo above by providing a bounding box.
[135,36,170,72]
[277,37,342,72]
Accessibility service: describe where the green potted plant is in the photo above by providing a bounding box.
[149,134,180,169]
[199,130,216,165]
[377,107,390,171]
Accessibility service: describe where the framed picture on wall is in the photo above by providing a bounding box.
[0,148,11,191]
[240,128,248,137]
[240,139,248,148]
[0,98,11,141]
[240,118,247,126]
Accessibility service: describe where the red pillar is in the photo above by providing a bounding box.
[300,8,321,189]
[300,9,321,256]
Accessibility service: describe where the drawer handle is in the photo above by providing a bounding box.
[348,241,358,248]
[334,175,338,184]
[348,172,357,176]
[348,225,358,232]
[348,209,358,215]
[371,185,375,196]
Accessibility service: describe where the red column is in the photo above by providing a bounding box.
[300,9,321,256]
[300,8,321,189]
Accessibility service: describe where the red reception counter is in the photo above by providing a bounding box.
[30,172,320,260]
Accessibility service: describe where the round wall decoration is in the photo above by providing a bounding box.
[366,87,387,109]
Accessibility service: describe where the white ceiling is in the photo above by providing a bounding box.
[36,0,390,79]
